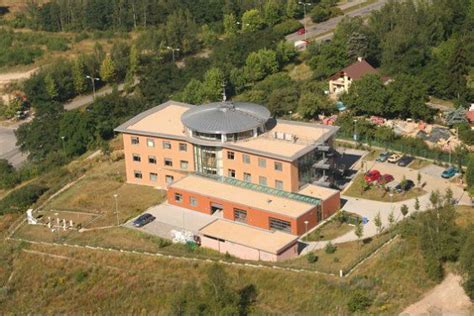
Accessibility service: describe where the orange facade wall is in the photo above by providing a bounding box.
[167,186,319,235]
[222,148,299,192]
[123,133,194,188]
[321,192,341,219]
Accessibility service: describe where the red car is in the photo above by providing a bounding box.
[364,170,381,183]
[297,28,306,35]
[377,174,394,185]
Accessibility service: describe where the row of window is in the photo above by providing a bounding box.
[132,154,189,169]
[133,171,176,185]
[227,151,283,171]
[131,136,187,151]
[227,169,284,189]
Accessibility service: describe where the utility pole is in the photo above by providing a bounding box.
[166,46,180,63]
[298,2,312,41]
[85,75,100,100]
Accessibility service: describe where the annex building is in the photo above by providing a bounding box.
[115,100,341,261]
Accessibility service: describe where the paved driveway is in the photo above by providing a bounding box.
[0,124,26,167]
[124,203,217,239]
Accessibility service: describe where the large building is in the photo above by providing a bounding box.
[115,100,341,261]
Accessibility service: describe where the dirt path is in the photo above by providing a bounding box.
[0,68,38,86]
[401,273,472,315]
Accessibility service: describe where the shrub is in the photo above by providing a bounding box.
[74,270,88,283]
[0,184,48,215]
[307,252,318,263]
[0,159,20,189]
[272,19,303,36]
[347,292,373,312]
[325,241,337,254]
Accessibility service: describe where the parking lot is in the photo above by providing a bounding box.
[124,203,218,239]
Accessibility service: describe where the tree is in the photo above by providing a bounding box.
[72,57,87,94]
[100,54,116,82]
[414,197,420,212]
[460,229,474,299]
[387,74,431,120]
[342,74,388,117]
[400,204,409,217]
[388,211,395,228]
[267,87,299,117]
[263,0,282,26]
[446,37,469,99]
[374,212,383,234]
[44,73,58,100]
[466,154,474,188]
[275,40,296,66]
[129,44,139,76]
[286,0,297,18]
[297,92,333,119]
[417,172,422,187]
[241,9,264,32]
[202,67,225,102]
[177,79,206,104]
[223,13,238,37]
[429,190,440,209]
[244,49,279,83]
[355,220,364,245]
[0,159,19,189]
[310,5,331,23]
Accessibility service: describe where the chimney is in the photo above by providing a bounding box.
[357,57,363,62]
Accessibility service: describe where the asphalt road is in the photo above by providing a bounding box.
[0,123,26,167]
[286,0,391,43]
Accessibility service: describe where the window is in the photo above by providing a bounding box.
[179,143,187,152]
[162,141,171,149]
[228,169,236,178]
[258,158,266,168]
[149,173,157,182]
[190,197,198,206]
[131,136,139,145]
[259,176,267,186]
[132,154,141,162]
[242,154,250,164]
[275,180,284,190]
[148,155,157,164]
[147,138,155,147]
[243,172,251,182]
[174,193,183,203]
[227,151,235,160]
[165,175,174,184]
[233,208,247,223]
[269,217,291,233]
[274,162,283,171]
[134,170,142,179]
[164,158,173,167]
[180,160,188,170]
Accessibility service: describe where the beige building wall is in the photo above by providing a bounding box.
[222,148,299,192]
[123,133,195,188]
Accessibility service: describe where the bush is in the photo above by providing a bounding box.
[0,159,20,189]
[307,252,318,263]
[272,19,303,36]
[347,292,373,313]
[325,241,337,254]
[310,6,331,23]
[0,184,48,215]
[74,270,88,283]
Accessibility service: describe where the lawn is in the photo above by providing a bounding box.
[408,159,431,170]
[286,62,313,81]
[42,159,165,228]
[363,149,383,161]
[455,205,474,228]
[303,218,354,242]
[344,173,426,202]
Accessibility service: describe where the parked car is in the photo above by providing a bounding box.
[364,169,381,183]
[133,213,156,227]
[378,174,394,185]
[297,28,306,35]
[395,180,415,193]
[441,166,459,179]
[387,153,402,163]
[397,156,414,167]
[376,151,391,162]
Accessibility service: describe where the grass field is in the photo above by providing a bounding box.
[303,219,354,242]
[344,173,426,202]
[408,159,432,170]
[455,205,474,228]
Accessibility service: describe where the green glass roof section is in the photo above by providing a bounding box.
[196,173,320,206]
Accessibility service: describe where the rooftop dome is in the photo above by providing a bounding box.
[181,101,271,134]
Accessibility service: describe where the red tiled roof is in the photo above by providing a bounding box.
[466,110,474,123]
[330,59,378,81]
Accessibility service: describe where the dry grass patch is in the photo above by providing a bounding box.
[344,173,425,202]
[287,62,313,81]
[455,205,474,228]
[409,159,431,170]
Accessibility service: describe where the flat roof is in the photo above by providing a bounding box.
[199,219,298,254]
[170,175,315,218]
[298,184,340,200]
[114,101,339,161]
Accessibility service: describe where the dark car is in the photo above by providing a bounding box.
[395,180,415,193]
[376,151,391,162]
[133,213,156,227]
[397,156,414,167]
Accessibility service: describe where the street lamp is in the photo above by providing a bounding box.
[113,194,119,226]
[298,2,312,41]
[85,75,100,100]
[166,46,180,63]
[60,136,65,154]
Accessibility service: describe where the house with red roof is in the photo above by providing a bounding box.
[328,57,386,98]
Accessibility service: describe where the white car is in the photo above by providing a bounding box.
[387,153,402,163]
